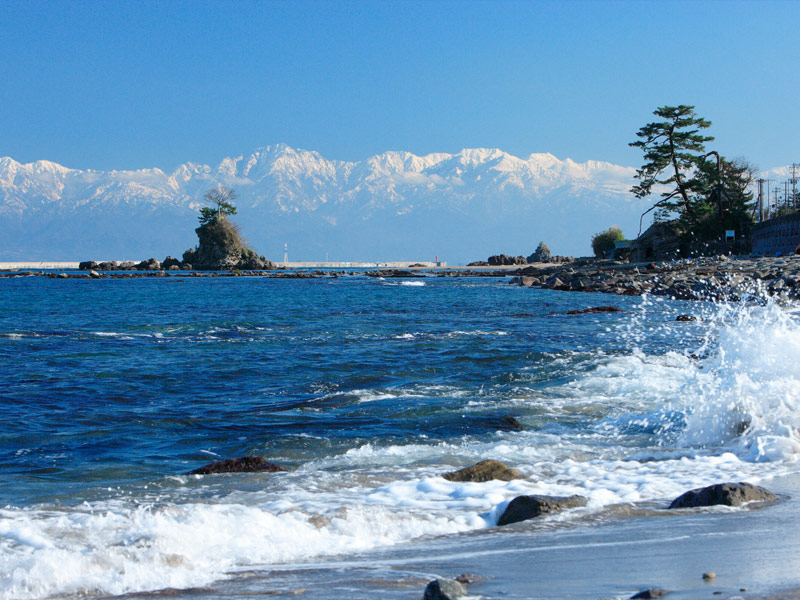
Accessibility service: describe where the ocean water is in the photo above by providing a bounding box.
[1,273,799,599]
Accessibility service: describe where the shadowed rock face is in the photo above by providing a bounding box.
[497,494,588,526]
[668,482,777,509]
[188,456,286,475]
[442,459,522,483]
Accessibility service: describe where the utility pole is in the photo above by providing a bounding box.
[758,178,765,222]
[786,181,790,212]
[774,186,781,217]
[792,163,799,210]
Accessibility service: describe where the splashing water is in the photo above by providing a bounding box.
[677,298,800,461]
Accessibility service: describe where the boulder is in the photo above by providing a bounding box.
[443,459,522,483]
[135,257,161,271]
[162,255,182,269]
[188,456,287,475]
[630,588,670,599]
[423,578,467,600]
[79,260,98,270]
[497,494,588,526]
[668,482,776,509]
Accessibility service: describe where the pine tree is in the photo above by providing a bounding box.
[630,105,713,226]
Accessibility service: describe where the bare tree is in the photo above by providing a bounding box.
[199,185,238,224]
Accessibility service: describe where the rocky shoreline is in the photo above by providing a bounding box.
[5,256,800,304]
[511,255,800,301]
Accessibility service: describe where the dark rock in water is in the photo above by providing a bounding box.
[443,459,522,483]
[188,456,287,475]
[675,314,696,322]
[498,415,524,430]
[79,260,98,270]
[454,573,482,585]
[497,494,587,526]
[631,588,670,599]
[566,306,623,315]
[365,269,420,278]
[423,578,467,600]
[668,482,776,509]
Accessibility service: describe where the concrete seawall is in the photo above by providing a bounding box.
[752,213,800,256]
[0,262,80,270]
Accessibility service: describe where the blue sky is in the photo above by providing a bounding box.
[1,0,797,172]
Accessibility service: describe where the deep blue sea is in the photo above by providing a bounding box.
[2,272,800,598]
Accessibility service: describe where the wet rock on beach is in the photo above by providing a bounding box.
[188,456,287,475]
[497,494,588,526]
[668,482,777,508]
[422,578,467,600]
[442,459,522,483]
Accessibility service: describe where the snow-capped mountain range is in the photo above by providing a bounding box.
[1,144,651,262]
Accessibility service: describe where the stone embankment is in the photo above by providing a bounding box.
[511,256,800,301]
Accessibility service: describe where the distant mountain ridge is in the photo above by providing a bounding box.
[2,144,654,262]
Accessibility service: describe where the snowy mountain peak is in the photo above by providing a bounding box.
[1,144,656,262]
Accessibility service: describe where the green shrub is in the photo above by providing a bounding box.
[591,227,624,258]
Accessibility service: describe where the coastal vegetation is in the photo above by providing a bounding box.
[630,105,755,253]
[590,226,624,258]
[198,184,239,225]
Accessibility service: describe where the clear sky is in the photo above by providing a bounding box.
[1,0,797,173]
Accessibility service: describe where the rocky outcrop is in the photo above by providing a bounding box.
[185,216,273,270]
[528,242,552,263]
[497,494,588,526]
[162,256,181,269]
[488,254,527,266]
[443,460,522,483]
[423,578,467,600]
[668,482,776,508]
[188,456,287,475]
